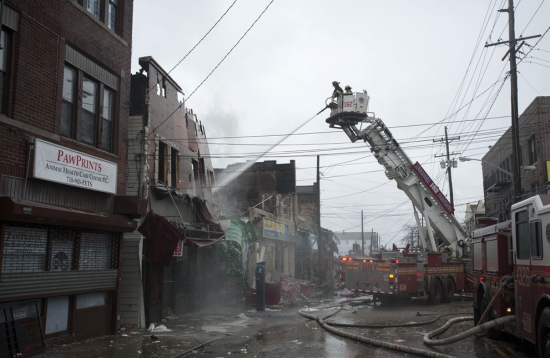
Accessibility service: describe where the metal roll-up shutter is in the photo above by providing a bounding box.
[1,224,119,300]
[0,270,118,301]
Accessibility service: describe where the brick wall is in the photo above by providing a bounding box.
[481,96,550,218]
[0,0,134,196]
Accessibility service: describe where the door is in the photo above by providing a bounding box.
[514,208,536,343]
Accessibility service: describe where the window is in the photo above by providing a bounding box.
[157,141,179,187]
[61,67,76,137]
[80,0,119,33]
[108,0,117,30]
[101,88,114,151]
[76,292,109,309]
[531,221,543,259]
[0,28,12,115]
[81,77,98,145]
[61,64,117,152]
[515,210,529,260]
[171,147,179,188]
[1,225,118,274]
[86,0,101,18]
[528,135,537,165]
[158,141,167,185]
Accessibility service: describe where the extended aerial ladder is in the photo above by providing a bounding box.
[326,92,468,256]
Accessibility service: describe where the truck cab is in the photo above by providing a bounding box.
[511,194,550,345]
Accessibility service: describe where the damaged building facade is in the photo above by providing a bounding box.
[0,0,136,353]
[119,57,224,328]
[215,161,337,294]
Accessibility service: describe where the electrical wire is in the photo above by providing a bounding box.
[150,0,276,134]
[147,0,239,94]
[185,0,275,101]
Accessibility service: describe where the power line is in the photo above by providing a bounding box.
[185,0,275,101]
[147,0,239,94]
[150,0,276,134]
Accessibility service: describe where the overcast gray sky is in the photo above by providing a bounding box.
[132,0,550,247]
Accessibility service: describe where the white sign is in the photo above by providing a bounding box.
[342,94,355,113]
[33,139,117,194]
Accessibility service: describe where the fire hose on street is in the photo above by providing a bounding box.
[300,307,455,358]
[301,278,517,358]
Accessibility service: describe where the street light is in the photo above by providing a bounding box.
[459,157,513,177]
[459,157,536,176]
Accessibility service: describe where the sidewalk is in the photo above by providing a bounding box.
[33,299,316,358]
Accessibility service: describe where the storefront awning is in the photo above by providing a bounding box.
[0,197,137,232]
[139,210,225,266]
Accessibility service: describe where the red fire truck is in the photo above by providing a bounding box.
[471,194,550,356]
[327,91,472,304]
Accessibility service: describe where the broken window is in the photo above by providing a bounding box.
[191,159,203,197]
[171,147,179,188]
[158,141,168,185]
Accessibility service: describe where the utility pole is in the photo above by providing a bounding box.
[361,210,364,255]
[316,155,325,286]
[434,126,460,208]
[486,0,540,202]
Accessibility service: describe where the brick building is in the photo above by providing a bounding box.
[0,0,135,354]
[482,96,550,221]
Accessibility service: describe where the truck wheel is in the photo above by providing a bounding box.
[427,278,442,305]
[537,307,550,357]
[477,292,498,339]
[441,278,454,303]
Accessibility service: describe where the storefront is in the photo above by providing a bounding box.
[0,141,136,351]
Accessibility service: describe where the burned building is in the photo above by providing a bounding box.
[215,161,331,292]
[119,57,224,328]
[215,161,298,285]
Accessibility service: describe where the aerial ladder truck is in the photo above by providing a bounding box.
[326,91,472,304]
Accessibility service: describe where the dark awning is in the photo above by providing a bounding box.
[0,197,137,232]
[139,210,225,266]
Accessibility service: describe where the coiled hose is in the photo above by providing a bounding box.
[300,308,454,358]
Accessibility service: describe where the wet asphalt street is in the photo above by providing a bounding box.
[35,294,537,358]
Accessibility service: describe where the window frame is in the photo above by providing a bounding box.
[61,63,117,153]
[0,27,14,117]
[530,220,543,260]
[79,0,120,34]
[515,210,530,260]
[156,141,179,187]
